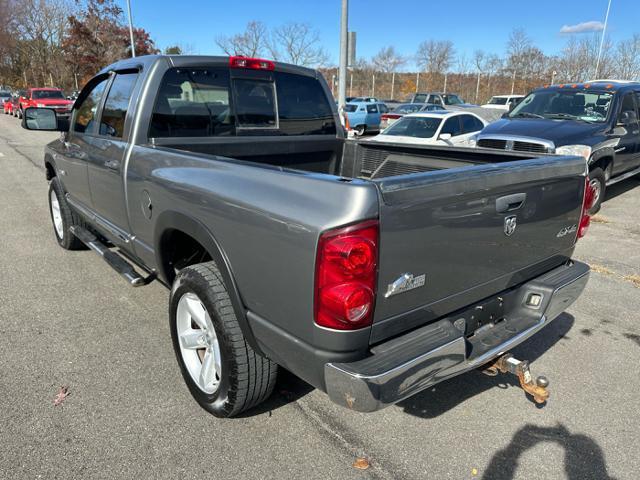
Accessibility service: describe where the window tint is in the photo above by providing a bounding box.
[441,116,462,136]
[73,78,109,134]
[344,104,358,113]
[379,104,389,113]
[383,117,441,138]
[413,94,428,103]
[234,78,277,128]
[619,93,638,122]
[461,115,484,134]
[149,68,234,137]
[275,72,336,135]
[366,104,379,113]
[99,72,138,138]
[428,95,443,105]
[33,90,65,100]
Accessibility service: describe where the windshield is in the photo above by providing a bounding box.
[382,116,442,138]
[413,93,428,103]
[394,104,422,114]
[0,91,10,97]
[33,90,65,100]
[442,94,463,105]
[344,104,358,113]
[509,90,612,123]
[488,97,507,105]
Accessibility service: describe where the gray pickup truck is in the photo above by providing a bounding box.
[23,55,592,417]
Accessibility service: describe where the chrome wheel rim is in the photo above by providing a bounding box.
[176,292,222,394]
[589,178,602,207]
[50,190,64,239]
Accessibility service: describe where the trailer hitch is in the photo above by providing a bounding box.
[482,353,550,404]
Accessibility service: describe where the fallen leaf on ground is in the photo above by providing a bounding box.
[54,386,70,406]
[624,274,640,288]
[472,467,478,476]
[591,264,614,275]
[591,215,609,224]
[353,457,370,470]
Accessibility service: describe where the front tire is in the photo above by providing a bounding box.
[588,167,606,215]
[48,177,86,250]
[169,262,277,418]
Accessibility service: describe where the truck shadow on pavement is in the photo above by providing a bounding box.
[481,423,617,480]
[397,313,575,418]
[603,176,640,203]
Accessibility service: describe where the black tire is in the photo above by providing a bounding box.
[354,125,366,136]
[48,177,87,250]
[588,167,606,215]
[169,261,277,418]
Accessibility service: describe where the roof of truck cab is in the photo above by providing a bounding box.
[98,54,319,78]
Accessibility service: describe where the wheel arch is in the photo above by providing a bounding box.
[44,154,56,181]
[590,149,614,179]
[154,210,264,355]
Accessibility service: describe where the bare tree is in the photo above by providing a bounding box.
[215,21,267,58]
[371,46,405,73]
[267,22,328,67]
[506,28,533,76]
[557,33,612,82]
[415,40,455,74]
[614,34,640,80]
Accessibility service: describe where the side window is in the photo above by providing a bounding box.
[99,72,139,138]
[441,116,462,136]
[234,78,277,129]
[73,78,109,134]
[379,104,389,113]
[366,104,379,113]
[149,68,233,138]
[461,115,484,134]
[429,95,443,106]
[619,93,637,123]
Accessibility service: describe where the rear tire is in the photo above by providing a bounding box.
[588,167,606,215]
[48,177,87,250]
[354,125,366,136]
[169,261,277,418]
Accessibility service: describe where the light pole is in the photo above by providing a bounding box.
[595,0,612,79]
[126,0,136,58]
[337,0,348,111]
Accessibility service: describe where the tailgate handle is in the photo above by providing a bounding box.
[496,193,526,213]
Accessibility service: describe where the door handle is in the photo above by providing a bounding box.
[496,193,526,213]
[104,159,120,171]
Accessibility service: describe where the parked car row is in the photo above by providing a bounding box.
[2,87,73,119]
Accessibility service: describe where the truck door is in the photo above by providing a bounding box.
[613,92,640,175]
[86,70,140,246]
[57,75,110,209]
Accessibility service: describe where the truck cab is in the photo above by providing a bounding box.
[477,80,640,212]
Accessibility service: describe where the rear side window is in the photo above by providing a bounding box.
[99,72,139,138]
[366,104,379,113]
[461,115,484,134]
[149,68,234,137]
[73,77,109,134]
[441,116,462,136]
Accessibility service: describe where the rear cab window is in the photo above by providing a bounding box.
[149,67,336,138]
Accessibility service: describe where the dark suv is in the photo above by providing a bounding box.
[477,80,640,212]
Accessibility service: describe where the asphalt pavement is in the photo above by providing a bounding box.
[0,112,639,480]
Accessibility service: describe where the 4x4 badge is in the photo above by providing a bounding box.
[504,215,517,236]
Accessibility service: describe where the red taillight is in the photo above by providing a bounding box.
[381,114,401,120]
[577,177,596,241]
[229,56,275,71]
[315,220,378,330]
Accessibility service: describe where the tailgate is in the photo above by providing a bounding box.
[371,155,587,342]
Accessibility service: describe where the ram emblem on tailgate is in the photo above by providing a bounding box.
[384,273,426,298]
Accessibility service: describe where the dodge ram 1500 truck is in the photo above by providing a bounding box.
[23,55,592,417]
[477,80,640,213]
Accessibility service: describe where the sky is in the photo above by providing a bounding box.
[126,0,640,68]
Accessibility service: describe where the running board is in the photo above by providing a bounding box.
[606,164,640,186]
[69,226,156,287]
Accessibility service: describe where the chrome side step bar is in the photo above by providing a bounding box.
[606,164,640,186]
[69,226,156,287]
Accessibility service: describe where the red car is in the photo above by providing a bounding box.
[3,91,23,116]
[17,88,73,118]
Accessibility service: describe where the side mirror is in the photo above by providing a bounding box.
[439,133,452,141]
[21,107,68,131]
[618,110,637,126]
